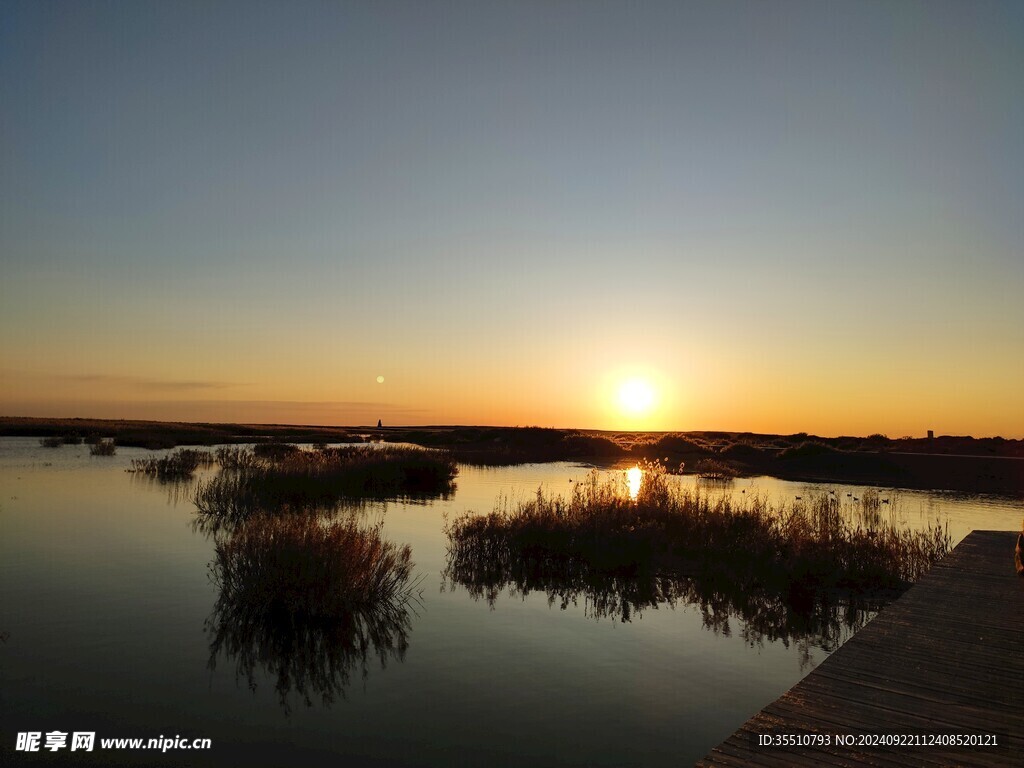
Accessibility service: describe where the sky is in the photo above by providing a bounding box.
[1,0,1022,436]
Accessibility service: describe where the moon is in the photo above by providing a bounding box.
[376,375,385,384]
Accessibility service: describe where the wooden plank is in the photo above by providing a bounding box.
[811,667,1018,710]
[698,530,1024,767]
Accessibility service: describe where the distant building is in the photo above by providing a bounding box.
[377,419,383,429]
[927,430,934,440]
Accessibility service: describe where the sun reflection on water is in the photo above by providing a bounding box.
[626,466,642,500]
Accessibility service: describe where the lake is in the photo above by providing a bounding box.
[1,437,1020,766]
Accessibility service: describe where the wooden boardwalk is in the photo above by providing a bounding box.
[697,530,1024,768]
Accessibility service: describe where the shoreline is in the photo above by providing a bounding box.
[2,415,1022,495]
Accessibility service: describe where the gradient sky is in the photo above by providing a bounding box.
[2,0,1022,436]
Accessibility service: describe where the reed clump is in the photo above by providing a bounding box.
[195,446,457,519]
[216,446,264,470]
[445,463,950,605]
[213,514,416,614]
[694,458,739,480]
[207,513,416,710]
[89,440,117,456]
[253,442,302,460]
[129,448,212,479]
[39,432,87,447]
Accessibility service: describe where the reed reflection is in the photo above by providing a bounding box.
[442,550,878,653]
[206,513,420,713]
[190,491,374,539]
[129,473,197,506]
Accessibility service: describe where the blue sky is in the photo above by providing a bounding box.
[2,1,1022,434]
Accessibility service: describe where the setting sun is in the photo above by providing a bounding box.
[618,378,656,416]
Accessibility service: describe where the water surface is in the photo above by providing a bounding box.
[1,438,1020,766]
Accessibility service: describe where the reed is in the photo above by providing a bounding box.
[128,448,212,479]
[694,458,739,480]
[213,514,416,613]
[252,441,302,460]
[39,436,63,448]
[195,446,457,519]
[89,440,117,456]
[216,446,264,470]
[445,463,950,606]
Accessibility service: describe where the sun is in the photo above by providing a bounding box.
[618,378,656,415]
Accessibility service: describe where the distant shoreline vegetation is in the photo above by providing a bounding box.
[7,416,1022,493]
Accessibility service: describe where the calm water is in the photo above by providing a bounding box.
[1,437,1021,766]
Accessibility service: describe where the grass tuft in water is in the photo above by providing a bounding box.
[89,439,117,456]
[252,441,302,460]
[195,446,457,519]
[694,458,739,480]
[445,462,951,608]
[216,446,265,470]
[129,448,212,479]
[213,514,416,614]
[38,432,88,448]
